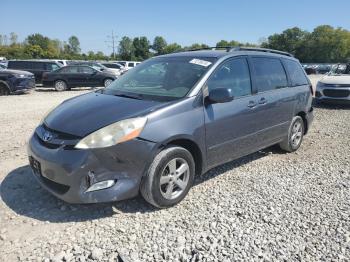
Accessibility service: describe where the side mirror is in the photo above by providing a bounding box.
[207,88,234,104]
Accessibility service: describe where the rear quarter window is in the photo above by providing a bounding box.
[284,59,309,86]
[251,57,288,92]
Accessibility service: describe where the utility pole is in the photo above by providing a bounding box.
[106,30,118,60]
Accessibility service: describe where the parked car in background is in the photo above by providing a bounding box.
[42,65,117,91]
[7,60,62,83]
[315,63,350,104]
[115,61,141,70]
[69,61,111,72]
[54,60,69,66]
[28,47,313,208]
[0,67,35,95]
[101,62,126,75]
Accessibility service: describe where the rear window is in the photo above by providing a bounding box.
[284,59,309,86]
[251,57,288,92]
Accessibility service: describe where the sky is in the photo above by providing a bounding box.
[2,0,350,54]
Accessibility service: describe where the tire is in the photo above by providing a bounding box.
[54,80,67,91]
[0,83,10,96]
[103,78,113,87]
[279,116,304,152]
[140,146,195,208]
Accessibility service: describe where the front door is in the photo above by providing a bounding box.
[204,57,261,168]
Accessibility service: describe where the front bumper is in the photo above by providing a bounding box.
[11,77,35,93]
[27,131,157,204]
[315,85,350,104]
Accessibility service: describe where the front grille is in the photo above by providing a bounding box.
[323,89,350,98]
[36,124,81,150]
[36,133,61,149]
[324,83,350,88]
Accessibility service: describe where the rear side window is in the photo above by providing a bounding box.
[284,60,309,86]
[9,61,29,69]
[60,66,79,73]
[251,57,288,92]
[46,63,60,71]
[207,57,252,97]
[79,66,94,74]
[128,62,134,68]
[31,62,45,70]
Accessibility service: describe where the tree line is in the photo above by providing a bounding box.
[0,25,349,62]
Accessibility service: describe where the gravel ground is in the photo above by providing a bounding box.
[0,80,349,262]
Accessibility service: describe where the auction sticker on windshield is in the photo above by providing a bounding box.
[189,58,212,67]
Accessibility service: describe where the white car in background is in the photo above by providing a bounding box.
[115,61,141,70]
[101,62,126,76]
[315,64,350,104]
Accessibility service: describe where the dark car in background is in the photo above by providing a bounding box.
[7,60,61,83]
[42,65,117,91]
[0,67,35,95]
[28,47,314,208]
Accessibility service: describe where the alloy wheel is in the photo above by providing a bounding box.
[159,158,190,200]
[290,120,303,147]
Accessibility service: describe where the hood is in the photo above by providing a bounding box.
[0,69,33,76]
[44,92,167,137]
[320,74,350,85]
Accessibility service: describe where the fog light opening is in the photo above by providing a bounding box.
[85,180,116,193]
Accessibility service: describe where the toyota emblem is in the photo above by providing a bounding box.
[42,131,53,142]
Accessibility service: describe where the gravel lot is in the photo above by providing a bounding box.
[0,79,349,261]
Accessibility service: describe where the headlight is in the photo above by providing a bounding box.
[75,117,147,149]
[12,73,27,78]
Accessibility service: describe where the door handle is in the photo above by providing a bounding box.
[247,101,257,108]
[259,97,267,104]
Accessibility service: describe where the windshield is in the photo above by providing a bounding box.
[329,64,350,75]
[103,56,216,101]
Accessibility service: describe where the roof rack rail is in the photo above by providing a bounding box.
[229,47,294,57]
[186,46,293,57]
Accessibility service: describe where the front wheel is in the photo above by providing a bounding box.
[279,116,304,152]
[0,84,10,96]
[103,78,113,87]
[140,146,195,208]
[54,80,67,91]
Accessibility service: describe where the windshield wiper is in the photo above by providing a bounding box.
[114,93,143,100]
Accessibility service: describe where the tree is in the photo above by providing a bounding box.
[68,36,81,54]
[26,33,50,50]
[163,43,182,54]
[185,43,209,50]
[133,36,150,60]
[118,36,134,60]
[24,45,44,58]
[152,36,167,55]
[9,32,18,45]
[261,27,309,58]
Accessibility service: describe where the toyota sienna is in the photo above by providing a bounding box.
[28,47,314,208]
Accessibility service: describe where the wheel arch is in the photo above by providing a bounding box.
[160,137,204,176]
[296,111,308,134]
[0,80,11,93]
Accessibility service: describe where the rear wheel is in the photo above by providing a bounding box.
[0,84,10,96]
[140,146,195,208]
[279,116,304,152]
[54,80,67,91]
[104,78,113,87]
